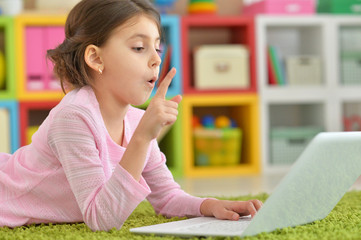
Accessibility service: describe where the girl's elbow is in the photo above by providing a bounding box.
[85,219,124,232]
[83,209,125,232]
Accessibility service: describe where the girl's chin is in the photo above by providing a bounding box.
[131,95,152,107]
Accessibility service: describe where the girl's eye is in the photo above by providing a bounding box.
[133,47,144,52]
[156,49,162,55]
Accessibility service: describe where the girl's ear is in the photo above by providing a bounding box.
[84,44,104,73]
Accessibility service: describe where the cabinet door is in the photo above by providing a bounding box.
[26,27,46,91]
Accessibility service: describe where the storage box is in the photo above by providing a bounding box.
[317,0,361,14]
[341,52,361,85]
[193,128,242,166]
[194,45,250,90]
[286,55,322,85]
[270,126,322,165]
[242,0,316,15]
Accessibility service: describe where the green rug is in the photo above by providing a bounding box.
[1,191,361,240]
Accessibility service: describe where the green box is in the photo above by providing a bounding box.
[193,127,242,166]
[318,0,361,14]
[341,52,361,85]
[270,126,323,165]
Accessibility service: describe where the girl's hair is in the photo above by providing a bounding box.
[47,0,161,93]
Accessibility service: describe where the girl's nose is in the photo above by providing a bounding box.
[150,49,161,68]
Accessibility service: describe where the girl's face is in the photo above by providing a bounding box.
[96,15,162,106]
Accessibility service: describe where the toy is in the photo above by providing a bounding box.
[201,115,215,128]
[192,115,201,128]
[215,115,231,128]
[188,0,217,15]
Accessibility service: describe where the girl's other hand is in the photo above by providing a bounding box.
[200,199,263,221]
[136,67,182,141]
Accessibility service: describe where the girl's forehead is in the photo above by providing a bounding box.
[112,15,160,38]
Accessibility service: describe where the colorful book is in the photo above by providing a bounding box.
[267,48,277,85]
[268,45,286,85]
[158,45,172,86]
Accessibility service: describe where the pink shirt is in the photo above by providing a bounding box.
[0,86,205,231]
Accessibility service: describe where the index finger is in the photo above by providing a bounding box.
[155,67,176,98]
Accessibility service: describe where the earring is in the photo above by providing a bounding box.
[98,68,103,74]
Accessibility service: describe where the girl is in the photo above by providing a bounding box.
[0,0,262,231]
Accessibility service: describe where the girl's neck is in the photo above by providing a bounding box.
[92,86,129,146]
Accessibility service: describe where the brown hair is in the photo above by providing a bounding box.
[47,0,161,93]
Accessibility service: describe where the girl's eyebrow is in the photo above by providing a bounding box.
[128,33,160,41]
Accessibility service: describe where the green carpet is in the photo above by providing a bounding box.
[1,191,361,240]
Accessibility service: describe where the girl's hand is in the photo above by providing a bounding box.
[200,199,263,221]
[136,68,182,142]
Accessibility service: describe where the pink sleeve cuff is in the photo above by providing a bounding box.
[110,164,151,201]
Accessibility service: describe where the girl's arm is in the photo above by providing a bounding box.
[48,106,151,231]
[119,68,181,181]
[143,142,205,218]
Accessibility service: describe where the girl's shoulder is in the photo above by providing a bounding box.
[49,86,101,122]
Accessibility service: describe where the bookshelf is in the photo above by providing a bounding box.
[256,15,361,173]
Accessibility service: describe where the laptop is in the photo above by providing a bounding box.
[130,132,361,237]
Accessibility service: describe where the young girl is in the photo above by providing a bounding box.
[0,0,262,231]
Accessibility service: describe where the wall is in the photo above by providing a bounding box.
[23,0,244,15]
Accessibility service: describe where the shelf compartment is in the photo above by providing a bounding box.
[0,17,16,100]
[339,25,361,86]
[343,101,361,131]
[15,15,67,101]
[257,16,327,89]
[19,101,59,146]
[0,100,19,153]
[181,15,256,95]
[267,103,324,166]
[182,94,260,177]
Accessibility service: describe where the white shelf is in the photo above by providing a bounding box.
[257,15,361,173]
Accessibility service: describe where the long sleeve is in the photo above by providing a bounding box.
[144,141,206,218]
[47,105,151,231]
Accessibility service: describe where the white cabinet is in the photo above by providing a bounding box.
[256,15,361,172]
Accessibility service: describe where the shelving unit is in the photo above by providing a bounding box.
[256,15,361,173]
[182,94,260,177]
[333,17,361,133]
[180,15,260,177]
[0,16,18,154]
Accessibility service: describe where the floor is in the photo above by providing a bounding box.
[177,172,361,198]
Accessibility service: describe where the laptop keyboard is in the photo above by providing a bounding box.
[179,219,251,234]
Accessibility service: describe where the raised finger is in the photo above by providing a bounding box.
[155,67,176,99]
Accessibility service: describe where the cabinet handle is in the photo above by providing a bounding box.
[215,62,230,73]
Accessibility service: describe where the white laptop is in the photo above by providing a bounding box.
[131,132,361,238]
